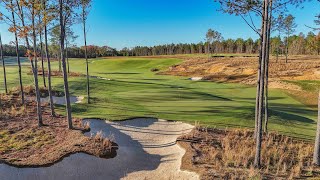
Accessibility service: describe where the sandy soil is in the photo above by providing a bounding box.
[0,118,199,180]
[162,55,320,88]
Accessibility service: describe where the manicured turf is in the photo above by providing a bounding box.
[0,57,318,139]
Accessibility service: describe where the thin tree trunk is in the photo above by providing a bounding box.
[39,15,46,88]
[66,36,70,74]
[0,33,8,94]
[60,0,73,129]
[276,31,280,63]
[286,34,289,63]
[313,90,320,165]
[58,47,62,72]
[42,0,55,117]
[83,5,90,104]
[10,0,24,104]
[254,0,269,169]
[31,2,43,127]
[264,0,273,133]
[254,26,264,138]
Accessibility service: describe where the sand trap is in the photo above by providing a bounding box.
[43,96,84,105]
[90,75,112,81]
[27,96,84,105]
[0,118,199,180]
[190,77,203,81]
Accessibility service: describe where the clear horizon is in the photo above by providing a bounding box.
[0,0,319,50]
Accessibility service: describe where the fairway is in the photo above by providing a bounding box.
[0,57,317,139]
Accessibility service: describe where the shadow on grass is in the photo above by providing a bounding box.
[269,109,315,124]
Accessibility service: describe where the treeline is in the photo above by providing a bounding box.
[121,32,320,56]
[1,44,117,58]
[3,31,318,58]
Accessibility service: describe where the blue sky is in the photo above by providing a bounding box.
[0,0,319,50]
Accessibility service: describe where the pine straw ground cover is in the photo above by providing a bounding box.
[0,93,118,167]
[178,126,320,179]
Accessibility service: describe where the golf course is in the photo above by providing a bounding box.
[1,56,317,139]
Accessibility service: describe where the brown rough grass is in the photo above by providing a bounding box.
[178,127,320,179]
[162,55,320,85]
[0,92,118,167]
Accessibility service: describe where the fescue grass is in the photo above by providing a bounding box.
[179,128,319,179]
[0,57,318,139]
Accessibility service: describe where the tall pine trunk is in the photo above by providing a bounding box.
[83,5,90,104]
[60,0,73,129]
[254,0,269,169]
[66,36,70,74]
[313,90,320,165]
[39,15,46,88]
[264,1,272,133]
[10,0,24,104]
[0,33,8,94]
[58,48,62,72]
[254,26,264,138]
[31,3,43,127]
[42,0,55,117]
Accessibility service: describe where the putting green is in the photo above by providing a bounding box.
[0,57,317,139]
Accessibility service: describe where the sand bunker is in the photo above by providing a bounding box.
[0,118,199,180]
[27,96,84,105]
[190,77,203,81]
[42,96,84,105]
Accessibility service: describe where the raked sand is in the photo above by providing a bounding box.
[0,118,199,180]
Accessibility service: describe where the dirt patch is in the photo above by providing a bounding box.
[0,93,118,167]
[178,127,320,179]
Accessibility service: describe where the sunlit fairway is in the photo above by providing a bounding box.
[0,57,317,139]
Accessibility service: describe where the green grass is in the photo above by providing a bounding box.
[285,80,320,92]
[0,57,317,139]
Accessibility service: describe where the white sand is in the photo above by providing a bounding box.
[105,119,199,180]
[190,77,203,81]
[27,96,84,105]
[0,118,199,180]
